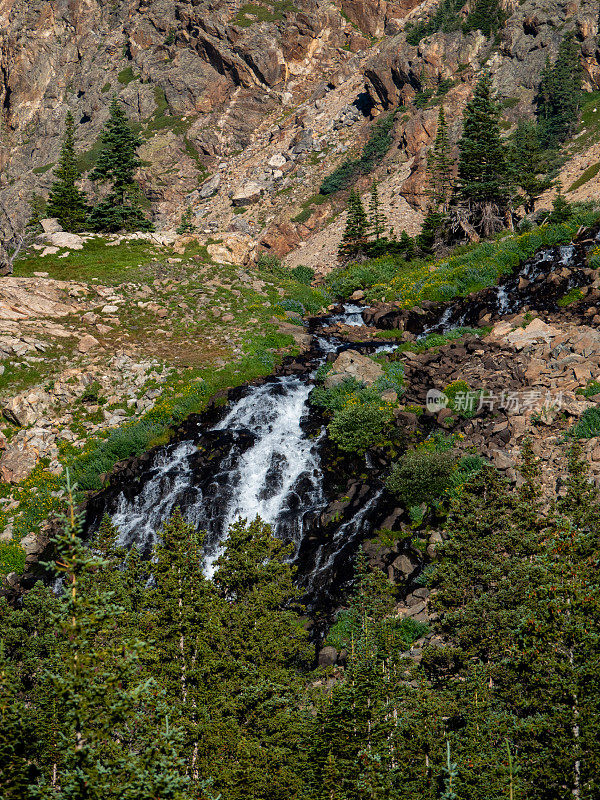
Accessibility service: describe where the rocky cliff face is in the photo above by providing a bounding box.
[1,0,599,264]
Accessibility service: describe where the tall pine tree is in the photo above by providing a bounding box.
[88,98,153,233]
[46,112,88,232]
[537,31,583,148]
[508,119,552,214]
[338,189,368,262]
[368,182,386,241]
[427,105,454,213]
[457,72,509,237]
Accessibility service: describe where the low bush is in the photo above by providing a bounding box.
[310,378,365,413]
[447,454,486,493]
[576,379,600,398]
[320,115,395,195]
[375,361,405,395]
[386,450,456,507]
[328,401,393,454]
[289,265,314,285]
[568,406,600,439]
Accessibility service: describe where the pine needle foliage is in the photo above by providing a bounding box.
[46,112,88,232]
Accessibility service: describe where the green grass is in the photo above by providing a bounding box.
[568,162,600,193]
[570,91,600,153]
[0,348,66,399]
[15,238,163,284]
[379,326,488,351]
[568,406,600,439]
[0,541,26,572]
[557,286,584,306]
[291,193,329,224]
[118,66,140,85]
[232,1,298,26]
[143,87,195,138]
[327,209,600,306]
[32,163,54,175]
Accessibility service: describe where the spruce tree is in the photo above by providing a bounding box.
[338,189,368,262]
[547,183,572,224]
[46,112,88,232]
[537,31,583,148]
[88,98,153,233]
[368,182,386,241]
[145,510,218,789]
[417,210,446,255]
[463,0,506,38]
[508,120,552,214]
[36,492,189,799]
[427,106,454,212]
[457,72,509,236]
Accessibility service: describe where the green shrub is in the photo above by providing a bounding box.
[326,609,428,652]
[289,265,314,285]
[328,402,393,454]
[326,256,408,298]
[386,450,456,507]
[80,380,102,403]
[447,454,486,493]
[375,361,405,395]
[576,379,600,398]
[310,378,364,413]
[320,114,395,195]
[568,406,600,439]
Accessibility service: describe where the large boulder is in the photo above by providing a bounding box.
[207,234,256,265]
[232,182,264,207]
[3,390,50,427]
[40,218,63,234]
[45,232,84,250]
[0,447,37,483]
[324,350,384,388]
[199,174,221,199]
[506,318,562,349]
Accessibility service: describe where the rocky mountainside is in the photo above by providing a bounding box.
[2,0,600,269]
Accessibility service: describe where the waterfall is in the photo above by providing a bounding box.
[101,305,385,604]
[109,377,325,571]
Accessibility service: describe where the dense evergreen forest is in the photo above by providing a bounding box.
[2,440,599,799]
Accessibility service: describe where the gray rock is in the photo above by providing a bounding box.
[232,182,264,207]
[40,218,63,234]
[268,153,287,168]
[199,174,221,199]
[318,645,338,667]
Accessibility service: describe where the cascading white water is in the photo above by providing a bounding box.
[329,303,365,327]
[108,376,325,570]
[111,441,197,549]
[205,376,325,574]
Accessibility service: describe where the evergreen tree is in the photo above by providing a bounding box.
[463,0,506,38]
[537,32,583,148]
[508,120,552,214]
[457,72,509,236]
[46,112,88,232]
[88,98,153,233]
[176,206,196,235]
[338,190,368,262]
[427,106,454,213]
[417,210,446,255]
[145,510,218,790]
[368,183,386,241]
[35,490,189,799]
[547,183,573,224]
